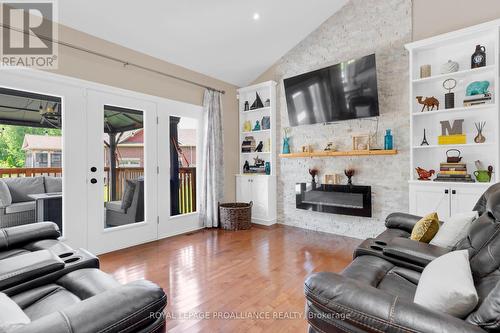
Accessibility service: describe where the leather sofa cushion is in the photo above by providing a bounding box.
[23,239,74,257]
[342,255,420,301]
[0,293,30,331]
[57,269,120,300]
[3,177,45,203]
[468,278,500,330]
[5,201,35,214]
[376,228,410,243]
[0,248,30,260]
[12,284,81,321]
[43,176,62,193]
[12,269,121,321]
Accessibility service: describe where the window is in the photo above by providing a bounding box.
[118,158,140,167]
[50,152,62,167]
[35,152,48,167]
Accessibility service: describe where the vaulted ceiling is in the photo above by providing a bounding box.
[58,0,348,86]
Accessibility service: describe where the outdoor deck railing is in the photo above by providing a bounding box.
[0,166,196,214]
[0,167,62,178]
[179,167,196,214]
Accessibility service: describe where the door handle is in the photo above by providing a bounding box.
[90,166,97,172]
[452,190,456,195]
[90,178,97,184]
[444,189,449,194]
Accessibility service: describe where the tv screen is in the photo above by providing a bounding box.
[284,53,379,126]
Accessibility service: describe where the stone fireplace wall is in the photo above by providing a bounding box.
[258,0,412,238]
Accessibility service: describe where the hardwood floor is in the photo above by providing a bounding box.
[99,225,361,333]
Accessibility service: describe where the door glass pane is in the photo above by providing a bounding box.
[103,105,144,228]
[170,116,197,216]
[0,88,63,234]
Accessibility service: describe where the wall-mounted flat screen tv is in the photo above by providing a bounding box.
[284,53,379,126]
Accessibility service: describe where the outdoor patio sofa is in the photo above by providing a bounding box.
[0,176,62,228]
[105,178,144,227]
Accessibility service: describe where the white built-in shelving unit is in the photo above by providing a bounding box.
[405,20,500,219]
[235,81,277,226]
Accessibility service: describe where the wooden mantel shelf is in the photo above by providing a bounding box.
[279,149,398,158]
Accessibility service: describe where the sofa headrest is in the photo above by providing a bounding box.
[473,183,500,216]
[457,209,500,278]
[486,191,500,221]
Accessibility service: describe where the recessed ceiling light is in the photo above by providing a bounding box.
[253,13,260,21]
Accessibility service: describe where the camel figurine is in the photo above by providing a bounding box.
[416,96,439,112]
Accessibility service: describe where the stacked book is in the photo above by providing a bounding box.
[434,162,475,182]
[463,93,492,107]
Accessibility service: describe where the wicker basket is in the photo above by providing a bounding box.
[219,202,252,231]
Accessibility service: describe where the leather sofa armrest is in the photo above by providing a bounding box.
[13,280,167,333]
[304,272,485,333]
[383,237,450,266]
[0,222,60,250]
[0,250,64,290]
[385,212,422,233]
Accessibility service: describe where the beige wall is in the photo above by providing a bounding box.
[48,24,239,201]
[413,0,500,40]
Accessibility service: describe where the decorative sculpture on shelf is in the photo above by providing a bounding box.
[243,161,250,173]
[415,167,435,181]
[253,120,261,131]
[255,141,264,152]
[416,96,439,112]
[261,116,270,130]
[443,78,457,109]
[441,119,464,136]
[474,121,486,143]
[243,120,252,132]
[323,142,335,151]
[250,92,264,110]
[420,129,429,146]
[440,60,459,74]
[466,81,490,96]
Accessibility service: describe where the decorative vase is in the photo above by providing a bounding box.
[471,45,486,69]
[474,121,486,143]
[265,162,271,175]
[384,129,393,150]
[344,169,355,185]
[244,101,249,111]
[282,137,290,154]
[261,116,270,130]
[440,60,459,74]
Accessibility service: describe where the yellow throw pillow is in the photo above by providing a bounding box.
[411,212,440,243]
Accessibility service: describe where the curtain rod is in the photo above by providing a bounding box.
[1,24,226,94]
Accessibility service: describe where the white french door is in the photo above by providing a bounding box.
[86,90,158,254]
[157,100,204,238]
[0,69,87,249]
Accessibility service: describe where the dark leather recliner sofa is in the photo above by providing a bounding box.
[305,183,500,333]
[0,222,167,332]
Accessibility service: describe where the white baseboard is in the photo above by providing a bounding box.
[252,218,276,226]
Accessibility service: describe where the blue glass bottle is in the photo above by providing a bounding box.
[282,137,290,154]
[384,129,393,150]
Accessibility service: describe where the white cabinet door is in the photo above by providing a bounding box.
[251,177,269,220]
[236,177,253,203]
[450,186,485,215]
[410,184,450,219]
